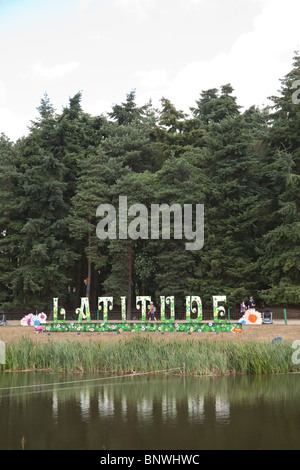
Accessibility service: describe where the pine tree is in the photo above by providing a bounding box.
[191,84,241,125]
[260,149,300,304]
[69,148,127,309]
[108,89,149,125]
[268,52,300,170]
[0,134,19,306]
[17,93,58,173]
[151,97,205,168]
[12,152,78,309]
[258,53,300,305]
[104,92,156,173]
[56,92,105,203]
[148,155,206,309]
[189,85,268,306]
[102,170,154,318]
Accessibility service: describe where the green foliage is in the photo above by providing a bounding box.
[1,53,300,310]
[4,335,299,375]
[0,134,19,305]
[11,152,78,309]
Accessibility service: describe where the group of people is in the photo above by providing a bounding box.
[240,296,256,314]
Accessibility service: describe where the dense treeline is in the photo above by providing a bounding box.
[0,54,300,313]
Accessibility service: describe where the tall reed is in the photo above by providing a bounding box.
[2,336,299,375]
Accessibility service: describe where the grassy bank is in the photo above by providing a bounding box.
[2,336,300,375]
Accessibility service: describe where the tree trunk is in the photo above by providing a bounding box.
[86,230,92,302]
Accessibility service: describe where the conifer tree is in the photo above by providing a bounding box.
[190,85,267,305]
[148,155,206,309]
[108,89,149,125]
[0,134,19,306]
[69,148,127,309]
[102,170,153,318]
[12,152,78,309]
[151,97,205,168]
[268,52,300,170]
[260,149,300,304]
[259,53,300,304]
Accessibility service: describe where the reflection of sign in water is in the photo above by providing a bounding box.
[98,390,114,417]
[0,341,5,365]
[188,397,205,422]
[52,391,58,419]
[137,398,153,421]
[162,395,177,420]
[80,390,91,418]
[215,396,230,423]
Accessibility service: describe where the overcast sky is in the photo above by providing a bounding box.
[0,0,300,142]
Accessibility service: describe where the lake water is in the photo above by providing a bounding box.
[0,372,300,450]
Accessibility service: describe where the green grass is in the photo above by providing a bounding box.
[2,335,299,375]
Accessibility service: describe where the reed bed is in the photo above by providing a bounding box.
[2,336,299,375]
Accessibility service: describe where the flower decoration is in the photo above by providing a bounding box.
[38,312,47,323]
[39,320,242,334]
[21,312,48,326]
[239,309,262,325]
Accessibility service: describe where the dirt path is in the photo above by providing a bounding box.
[1,321,300,344]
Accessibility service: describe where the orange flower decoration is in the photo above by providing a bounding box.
[248,313,257,323]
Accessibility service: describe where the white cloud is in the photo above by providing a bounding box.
[77,0,95,12]
[83,97,112,117]
[0,81,6,105]
[187,0,207,5]
[135,69,170,89]
[0,107,32,141]
[1,0,300,141]
[137,0,300,113]
[30,61,80,80]
[114,0,155,19]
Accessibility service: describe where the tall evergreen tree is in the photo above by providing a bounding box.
[0,134,19,306]
[268,52,300,170]
[56,92,105,203]
[147,155,206,309]
[191,84,241,125]
[151,98,205,168]
[108,89,149,125]
[69,148,126,309]
[260,149,300,304]
[12,152,78,309]
[189,85,268,305]
[104,92,156,173]
[102,170,153,318]
[259,53,300,304]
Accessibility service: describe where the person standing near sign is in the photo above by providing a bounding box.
[149,302,157,322]
[248,296,256,311]
[240,300,246,315]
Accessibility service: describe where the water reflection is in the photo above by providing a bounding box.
[98,390,114,418]
[215,396,230,424]
[188,396,205,423]
[1,372,300,450]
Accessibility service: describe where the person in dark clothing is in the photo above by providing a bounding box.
[247,296,256,310]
